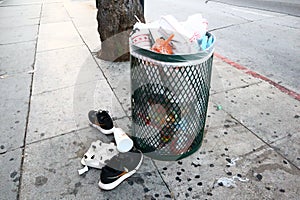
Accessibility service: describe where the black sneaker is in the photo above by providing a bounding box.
[98,149,143,190]
[88,110,115,134]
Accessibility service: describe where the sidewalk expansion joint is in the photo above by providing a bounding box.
[209,21,251,32]
[150,159,173,196]
[36,44,85,54]
[210,81,262,95]
[227,113,300,171]
[32,77,105,96]
[0,39,36,46]
[25,126,89,147]
[17,3,43,200]
[63,3,130,118]
[0,3,42,7]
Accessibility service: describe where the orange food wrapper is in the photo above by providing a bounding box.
[151,34,174,55]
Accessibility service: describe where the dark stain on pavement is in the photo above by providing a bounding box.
[0,144,7,154]
[10,171,17,178]
[35,176,48,187]
[44,168,56,174]
[72,182,82,196]
[128,176,145,185]
[10,171,19,182]
[74,141,86,158]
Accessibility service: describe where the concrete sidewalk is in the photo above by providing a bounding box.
[0,0,299,199]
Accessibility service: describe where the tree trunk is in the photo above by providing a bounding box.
[96,0,145,62]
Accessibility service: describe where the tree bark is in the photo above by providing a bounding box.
[96,0,145,62]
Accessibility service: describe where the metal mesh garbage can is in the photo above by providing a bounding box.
[130,33,215,161]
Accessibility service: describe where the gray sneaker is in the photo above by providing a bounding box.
[88,110,115,134]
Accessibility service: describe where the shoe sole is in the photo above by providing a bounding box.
[89,122,115,135]
[98,152,144,190]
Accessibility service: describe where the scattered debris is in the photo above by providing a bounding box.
[216,105,222,111]
[226,157,239,167]
[27,70,36,74]
[215,175,249,188]
[0,72,8,79]
[78,165,89,175]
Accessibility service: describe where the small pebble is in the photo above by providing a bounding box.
[256,174,263,181]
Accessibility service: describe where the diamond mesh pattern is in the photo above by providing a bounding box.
[131,54,213,161]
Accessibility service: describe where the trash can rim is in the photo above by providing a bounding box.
[130,32,215,63]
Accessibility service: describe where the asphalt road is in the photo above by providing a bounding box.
[211,0,300,17]
[146,0,300,94]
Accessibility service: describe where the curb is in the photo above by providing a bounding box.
[214,52,300,101]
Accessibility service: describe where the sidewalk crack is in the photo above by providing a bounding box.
[17,3,43,200]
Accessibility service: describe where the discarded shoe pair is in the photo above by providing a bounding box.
[78,110,143,191]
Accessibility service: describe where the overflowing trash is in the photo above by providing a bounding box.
[130,14,215,161]
[131,14,214,55]
[151,33,174,54]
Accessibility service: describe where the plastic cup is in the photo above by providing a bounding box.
[113,128,133,153]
